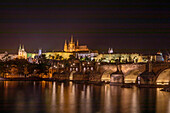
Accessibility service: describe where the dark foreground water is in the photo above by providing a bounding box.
[0,81,169,113]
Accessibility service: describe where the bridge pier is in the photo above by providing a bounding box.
[96,63,170,86]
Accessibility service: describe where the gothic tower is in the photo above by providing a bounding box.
[18,44,22,58]
[71,35,73,44]
[22,45,24,51]
[68,35,75,52]
[18,44,27,59]
[64,40,68,52]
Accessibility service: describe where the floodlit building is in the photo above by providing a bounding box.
[18,44,27,59]
[108,48,113,54]
[0,51,18,61]
[95,53,140,63]
[155,51,164,62]
[44,51,73,59]
[64,35,89,52]
[16,37,168,64]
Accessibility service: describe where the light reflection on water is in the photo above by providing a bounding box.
[0,81,170,113]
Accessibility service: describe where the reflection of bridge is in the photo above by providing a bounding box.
[93,63,170,85]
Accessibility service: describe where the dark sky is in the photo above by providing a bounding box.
[0,0,170,53]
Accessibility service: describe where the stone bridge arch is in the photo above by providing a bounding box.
[156,68,170,85]
[98,64,146,82]
[101,70,115,82]
[121,64,145,84]
[124,69,144,84]
[99,65,117,82]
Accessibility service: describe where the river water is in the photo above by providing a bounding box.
[0,81,169,113]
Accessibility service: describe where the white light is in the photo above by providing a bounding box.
[62,64,64,68]
[84,67,86,71]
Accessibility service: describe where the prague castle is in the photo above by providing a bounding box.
[64,35,89,52]
[13,35,167,63]
[17,35,93,60]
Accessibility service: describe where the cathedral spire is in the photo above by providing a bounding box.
[19,44,22,50]
[64,40,68,52]
[71,35,73,43]
[64,40,67,47]
[22,45,24,50]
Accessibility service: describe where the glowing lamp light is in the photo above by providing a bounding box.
[76,68,78,71]
[83,67,86,71]
[62,64,64,68]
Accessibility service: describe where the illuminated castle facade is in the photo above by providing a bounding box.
[64,35,89,52]
[18,44,27,59]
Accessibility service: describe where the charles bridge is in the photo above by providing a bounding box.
[51,61,170,86]
[92,62,170,85]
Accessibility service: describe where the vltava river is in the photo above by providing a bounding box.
[0,81,169,113]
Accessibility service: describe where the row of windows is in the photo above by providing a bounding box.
[70,67,94,72]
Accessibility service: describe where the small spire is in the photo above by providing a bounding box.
[77,40,79,46]
[65,40,67,45]
[19,44,21,50]
[64,40,68,52]
[71,35,73,43]
[22,45,24,50]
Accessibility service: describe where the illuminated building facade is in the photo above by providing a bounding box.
[64,35,89,52]
[95,53,140,63]
[16,39,167,63]
[0,51,18,61]
[18,44,27,59]
[44,52,73,59]
[108,48,113,54]
[16,36,95,61]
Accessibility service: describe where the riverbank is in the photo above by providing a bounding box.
[0,77,169,88]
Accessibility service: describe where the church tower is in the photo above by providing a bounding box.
[63,35,89,52]
[19,44,22,50]
[64,40,68,52]
[18,44,22,58]
[22,45,25,51]
[68,35,75,52]
[18,44,27,59]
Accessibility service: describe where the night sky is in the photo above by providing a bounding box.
[0,0,170,53]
